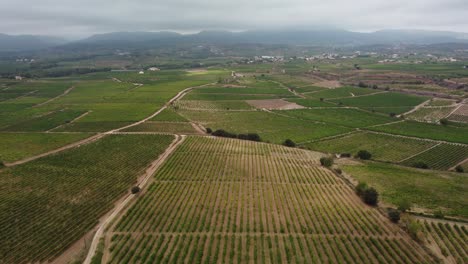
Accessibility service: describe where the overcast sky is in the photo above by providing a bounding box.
[1,0,467,39]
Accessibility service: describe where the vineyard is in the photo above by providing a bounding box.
[98,137,435,263]
[401,143,468,170]
[306,132,436,163]
[448,104,468,123]
[0,134,174,263]
[122,121,200,134]
[405,106,456,123]
[419,219,467,263]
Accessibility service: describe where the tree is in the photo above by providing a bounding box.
[440,118,449,126]
[356,150,372,160]
[355,182,368,196]
[283,139,296,147]
[363,188,379,206]
[412,161,429,169]
[455,165,464,173]
[320,157,334,168]
[0,160,4,168]
[388,209,401,223]
[397,199,412,212]
[206,127,212,134]
[358,81,367,88]
[131,186,141,194]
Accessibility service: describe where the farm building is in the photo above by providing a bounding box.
[148,67,160,71]
[138,71,144,74]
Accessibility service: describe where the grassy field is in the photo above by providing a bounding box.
[306,132,436,162]
[179,110,351,143]
[0,134,174,263]
[368,121,468,144]
[122,121,200,134]
[401,143,468,170]
[278,108,395,128]
[330,92,428,114]
[0,132,92,163]
[100,137,433,264]
[342,162,468,218]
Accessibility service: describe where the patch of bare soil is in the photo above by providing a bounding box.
[313,80,341,88]
[246,99,305,110]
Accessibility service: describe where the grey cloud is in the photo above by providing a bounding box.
[0,0,466,38]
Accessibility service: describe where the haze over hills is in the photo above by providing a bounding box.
[1,29,468,52]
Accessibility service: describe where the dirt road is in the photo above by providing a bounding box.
[83,135,186,264]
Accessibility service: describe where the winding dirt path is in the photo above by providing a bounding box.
[83,135,186,264]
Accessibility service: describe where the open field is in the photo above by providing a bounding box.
[99,137,434,264]
[0,134,174,263]
[306,132,436,163]
[0,132,92,163]
[368,121,468,144]
[330,92,429,114]
[342,162,468,218]
[179,110,351,144]
[278,108,395,128]
[122,121,200,134]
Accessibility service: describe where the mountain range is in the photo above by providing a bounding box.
[1,29,468,52]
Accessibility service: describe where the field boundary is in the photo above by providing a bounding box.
[83,135,186,264]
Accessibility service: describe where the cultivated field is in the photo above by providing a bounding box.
[0,134,174,263]
[99,137,434,263]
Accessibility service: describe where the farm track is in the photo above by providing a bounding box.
[397,99,431,117]
[83,135,186,264]
[33,86,75,107]
[4,82,215,168]
[47,110,91,132]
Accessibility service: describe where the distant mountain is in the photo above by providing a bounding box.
[0,34,67,51]
[79,31,182,43]
[75,29,468,47]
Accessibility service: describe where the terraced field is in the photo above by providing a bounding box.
[0,134,174,263]
[306,132,436,162]
[401,143,468,170]
[99,137,434,263]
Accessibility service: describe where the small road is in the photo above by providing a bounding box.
[83,135,186,264]
[34,86,75,107]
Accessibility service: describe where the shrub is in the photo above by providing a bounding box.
[412,161,429,169]
[334,168,342,174]
[212,129,237,138]
[358,81,367,88]
[355,182,368,196]
[388,209,401,223]
[283,139,296,147]
[320,157,334,168]
[0,160,4,168]
[389,112,397,117]
[440,118,449,126]
[434,209,444,219]
[356,150,372,160]
[320,98,324,102]
[363,188,379,206]
[455,165,464,173]
[206,127,212,134]
[403,217,423,242]
[340,153,351,158]
[131,186,141,194]
[397,199,412,212]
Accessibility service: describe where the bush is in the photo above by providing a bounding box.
[434,209,444,219]
[0,160,4,168]
[363,187,379,206]
[440,118,449,126]
[412,161,429,169]
[340,153,351,158]
[358,81,367,88]
[356,150,372,160]
[388,209,401,223]
[206,127,212,134]
[355,182,368,196]
[389,112,397,117]
[212,129,237,138]
[320,157,334,168]
[404,217,423,242]
[283,139,296,147]
[397,199,412,212]
[334,168,342,174]
[455,165,464,173]
[131,186,141,194]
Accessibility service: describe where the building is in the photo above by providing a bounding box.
[138,71,144,74]
[15,76,23,80]
[148,67,160,71]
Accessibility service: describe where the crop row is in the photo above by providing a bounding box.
[108,137,433,263]
[401,143,468,170]
[0,134,174,263]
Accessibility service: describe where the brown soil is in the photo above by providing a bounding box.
[246,99,305,110]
